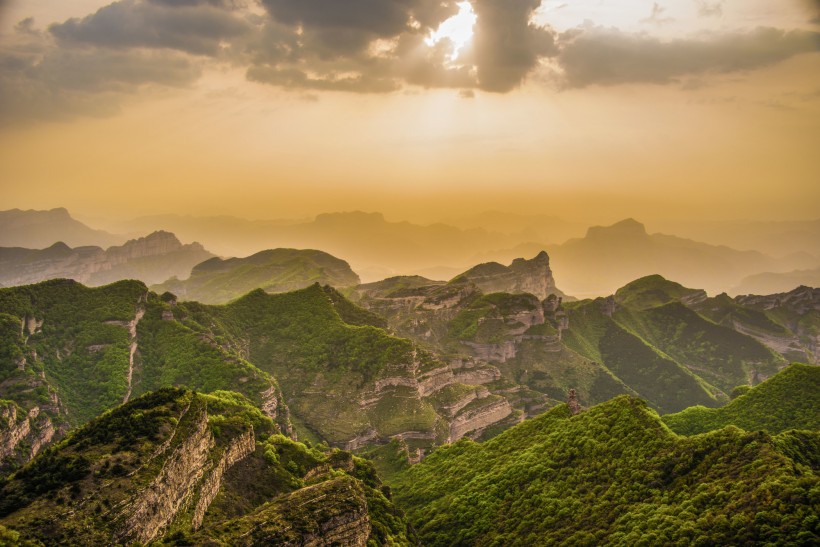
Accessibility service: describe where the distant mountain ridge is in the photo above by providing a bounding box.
[0,231,213,287]
[99,210,519,281]
[153,248,361,304]
[15,208,817,296]
[0,208,123,249]
[732,267,820,296]
[548,218,786,297]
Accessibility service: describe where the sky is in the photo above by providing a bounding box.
[1,0,818,225]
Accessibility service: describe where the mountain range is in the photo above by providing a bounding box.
[0,231,213,288]
[0,208,123,249]
[7,208,817,296]
[1,207,818,544]
[3,254,816,476]
[0,250,817,543]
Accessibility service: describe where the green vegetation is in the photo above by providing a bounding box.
[391,396,819,546]
[563,300,721,413]
[663,363,820,435]
[153,248,360,304]
[614,274,704,310]
[0,279,146,424]
[615,301,784,393]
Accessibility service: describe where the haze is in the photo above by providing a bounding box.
[1,0,819,225]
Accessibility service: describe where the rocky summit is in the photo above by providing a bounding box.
[451,251,565,300]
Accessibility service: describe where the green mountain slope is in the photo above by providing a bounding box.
[609,275,786,391]
[391,396,819,546]
[0,389,414,545]
[1,279,516,472]
[0,279,286,473]
[663,363,820,435]
[563,298,724,412]
[153,247,361,304]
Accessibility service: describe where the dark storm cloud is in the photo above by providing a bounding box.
[557,26,820,88]
[49,0,250,56]
[471,0,557,92]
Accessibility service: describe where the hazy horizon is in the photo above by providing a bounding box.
[2,0,818,227]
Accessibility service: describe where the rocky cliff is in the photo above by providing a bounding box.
[453,251,565,300]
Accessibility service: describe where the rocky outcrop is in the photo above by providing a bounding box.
[448,397,512,442]
[225,476,372,547]
[451,359,502,385]
[463,340,518,362]
[439,387,490,417]
[0,403,57,466]
[343,428,380,451]
[119,402,215,544]
[192,428,255,529]
[417,365,456,397]
[0,403,29,460]
[454,251,565,300]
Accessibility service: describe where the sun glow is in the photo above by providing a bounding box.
[425,1,477,62]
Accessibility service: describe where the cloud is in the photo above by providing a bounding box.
[557,26,820,88]
[0,24,200,125]
[3,0,820,124]
[259,0,456,56]
[49,0,251,56]
[641,3,674,25]
[471,0,557,92]
[246,65,400,93]
[695,1,723,18]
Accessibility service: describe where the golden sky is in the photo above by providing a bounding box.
[1,0,818,224]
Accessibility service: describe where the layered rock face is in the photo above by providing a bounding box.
[0,231,213,287]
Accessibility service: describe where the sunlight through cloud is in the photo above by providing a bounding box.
[425,1,477,62]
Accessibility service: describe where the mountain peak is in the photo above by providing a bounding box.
[586,218,647,239]
[455,251,563,300]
